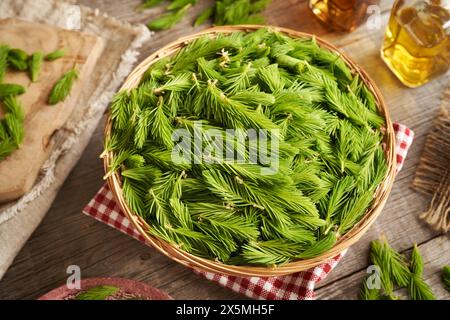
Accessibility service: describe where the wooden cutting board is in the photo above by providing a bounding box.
[0,18,104,203]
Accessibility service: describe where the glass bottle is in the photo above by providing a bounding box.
[381,0,450,87]
[309,0,380,32]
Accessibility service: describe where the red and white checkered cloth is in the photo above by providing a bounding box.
[83,122,413,300]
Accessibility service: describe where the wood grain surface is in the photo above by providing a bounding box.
[0,0,449,299]
[0,18,104,202]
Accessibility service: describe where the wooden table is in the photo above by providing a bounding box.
[0,0,449,299]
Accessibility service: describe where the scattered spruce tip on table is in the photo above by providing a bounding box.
[48,67,79,105]
[0,44,10,80]
[0,86,25,160]
[45,49,66,61]
[360,238,436,300]
[7,48,29,71]
[29,51,44,82]
[0,83,26,97]
[104,28,389,266]
[141,0,272,31]
[0,44,74,161]
[0,44,67,85]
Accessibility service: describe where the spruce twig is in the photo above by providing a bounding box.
[361,238,437,300]
[137,0,165,11]
[0,83,26,97]
[147,4,192,31]
[7,48,29,71]
[194,7,213,26]
[359,275,381,300]
[74,285,119,300]
[45,49,66,61]
[0,44,9,81]
[29,51,43,82]
[408,245,435,300]
[48,67,78,105]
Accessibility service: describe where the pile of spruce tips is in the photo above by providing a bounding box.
[361,238,436,300]
[105,28,388,266]
[141,0,272,30]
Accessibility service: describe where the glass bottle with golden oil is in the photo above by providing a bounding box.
[381,0,450,87]
[309,0,380,32]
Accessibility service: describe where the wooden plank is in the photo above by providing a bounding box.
[1,0,448,300]
[0,19,104,202]
[315,235,450,299]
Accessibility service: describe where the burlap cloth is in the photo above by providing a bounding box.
[0,0,151,279]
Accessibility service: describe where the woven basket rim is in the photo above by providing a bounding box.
[103,25,397,277]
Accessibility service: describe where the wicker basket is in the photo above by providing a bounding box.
[103,25,396,277]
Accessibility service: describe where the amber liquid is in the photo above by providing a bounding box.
[309,0,379,32]
[381,1,450,87]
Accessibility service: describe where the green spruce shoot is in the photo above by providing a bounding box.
[45,49,66,61]
[48,67,78,105]
[29,51,43,82]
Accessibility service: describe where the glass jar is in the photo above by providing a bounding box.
[381,0,450,87]
[309,0,380,32]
